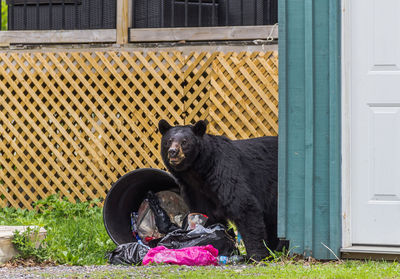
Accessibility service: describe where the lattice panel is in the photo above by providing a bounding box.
[208,51,279,139]
[0,50,278,209]
[182,52,218,124]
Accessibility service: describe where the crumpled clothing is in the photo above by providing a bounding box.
[142,245,218,266]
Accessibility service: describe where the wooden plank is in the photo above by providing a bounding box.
[0,30,116,44]
[116,0,129,44]
[129,25,279,42]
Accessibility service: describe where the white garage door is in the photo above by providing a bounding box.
[350,0,400,245]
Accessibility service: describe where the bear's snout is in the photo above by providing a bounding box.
[168,147,179,158]
[167,143,185,166]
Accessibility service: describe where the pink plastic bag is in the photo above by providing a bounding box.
[142,245,218,266]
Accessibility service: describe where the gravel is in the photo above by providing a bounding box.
[0,264,251,279]
[0,265,147,279]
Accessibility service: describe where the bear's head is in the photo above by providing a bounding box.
[158,119,207,171]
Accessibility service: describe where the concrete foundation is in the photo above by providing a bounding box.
[0,226,46,264]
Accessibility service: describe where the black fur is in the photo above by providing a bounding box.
[158,119,278,260]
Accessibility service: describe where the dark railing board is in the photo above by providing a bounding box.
[7,0,115,30]
[131,0,277,29]
[6,0,81,4]
[3,0,277,32]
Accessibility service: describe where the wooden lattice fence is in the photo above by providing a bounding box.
[0,50,278,209]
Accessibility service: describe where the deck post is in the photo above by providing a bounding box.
[116,0,130,44]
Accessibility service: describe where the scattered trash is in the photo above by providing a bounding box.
[142,245,218,266]
[135,191,189,245]
[217,255,246,265]
[107,242,150,265]
[130,212,140,241]
[154,190,189,228]
[146,191,180,234]
[107,190,241,266]
[185,213,208,230]
[237,232,243,244]
[136,197,163,243]
[157,224,237,257]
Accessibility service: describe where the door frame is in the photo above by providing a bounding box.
[341,0,352,249]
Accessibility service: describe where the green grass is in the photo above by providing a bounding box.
[2,196,400,279]
[30,261,400,278]
[0,195,116,265]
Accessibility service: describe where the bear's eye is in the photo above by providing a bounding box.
[165,139,172,146]
[181,139,187,146]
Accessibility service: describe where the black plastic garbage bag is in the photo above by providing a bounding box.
[107,242,150,265]
[157,224,237,256]
[146,191,180,234]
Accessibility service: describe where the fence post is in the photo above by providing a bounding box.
[116,0,129,44]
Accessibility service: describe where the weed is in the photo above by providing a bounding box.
[2,194,116,265]
[1,1,7,30]
[12,227,48,262]
[227,221,246,256]
[260,240,298,265]
[227,221,298,264]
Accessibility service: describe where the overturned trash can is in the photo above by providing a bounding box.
[103,168,187,245]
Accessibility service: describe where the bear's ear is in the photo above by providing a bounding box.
[158,119,172,135]
[192,120,207,136]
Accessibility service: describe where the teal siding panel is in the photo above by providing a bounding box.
[328,0,342,258]
[313,0,330,258]
[286,1,305,253]
[277,0,288,239]
[304,0,315,257]
[285,0,306,255]
[278,0,341,259]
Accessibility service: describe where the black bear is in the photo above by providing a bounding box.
[158,119,279,260]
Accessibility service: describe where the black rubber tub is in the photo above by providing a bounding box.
[103,168,180,245]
